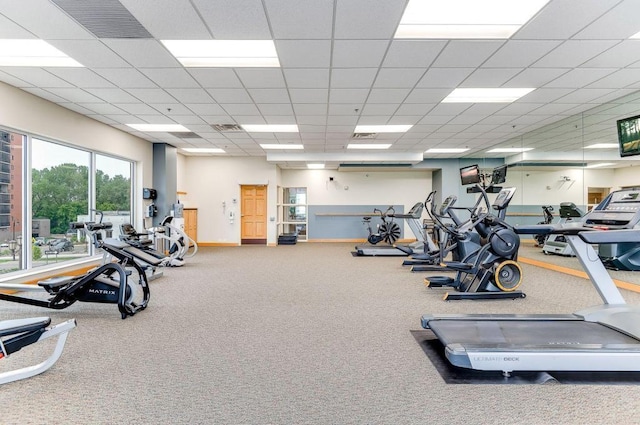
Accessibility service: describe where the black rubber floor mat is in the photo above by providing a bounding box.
[411,330,640,385]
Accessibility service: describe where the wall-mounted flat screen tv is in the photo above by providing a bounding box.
[460,164,481,185]
[617,114,640,157]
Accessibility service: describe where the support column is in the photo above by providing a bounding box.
[152,143,177,226]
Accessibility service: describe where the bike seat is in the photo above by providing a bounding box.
[38,275,76,289]
[0,317,51,337]
[363,217,372,222]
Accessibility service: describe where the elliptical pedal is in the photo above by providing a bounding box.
[425,275,454,287]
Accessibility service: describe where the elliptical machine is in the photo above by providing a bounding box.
[534,205,554,247]
[542,202,584,256]
[425,185,525,301]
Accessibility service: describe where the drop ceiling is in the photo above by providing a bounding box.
[2,0,640,169]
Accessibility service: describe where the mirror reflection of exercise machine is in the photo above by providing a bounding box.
[583,189,640,270]
[541,202,584,256]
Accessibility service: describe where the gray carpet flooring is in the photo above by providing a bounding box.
[2,243,640,425]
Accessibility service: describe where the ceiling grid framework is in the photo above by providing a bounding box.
[0,0,638,167]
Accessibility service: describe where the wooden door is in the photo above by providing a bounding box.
[241,185,267,245]
[183,208,197,245]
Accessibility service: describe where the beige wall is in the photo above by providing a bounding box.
[0,82,153,229]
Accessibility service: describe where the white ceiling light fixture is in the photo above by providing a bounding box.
[161,40,280,67]
[260,144,304,150]
[353,125,412,133]
[347,144,392,150]
[182,148,225,153]
[425,148,469,153]
[243,125,299,133]
[586,163,615,168]
[395,0,551,39]
[487,147,533,153]
[630,31,640,39]
[0,39,83,67]
[584,143,618,149]
[307,163,325,169]
[126,124,190,132]
[443,88,535,103]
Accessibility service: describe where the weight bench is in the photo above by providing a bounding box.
[0,317,76,385]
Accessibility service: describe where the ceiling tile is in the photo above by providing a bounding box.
[416,68,474,88]
[114,103,161,115]
[587,69,640,89]
[461,69,523,87]
[483,41,562,68]
[383,40,447,68]
[257,104,295,115]
[235,69,286,88]
[82,89,138,103]
[93,69,157,88]
[360,104,400,115]
[77,103,127,115]
[21,88,67,103]
[220,103,261,115]
[187,69,243,88]
[296,116,327,125]
[102,39,180,67]
[373,69,425,88]
[329,89,369,104]
[45,88,104,103]
[514,0,620,39]
[573,0,640,39]
[45,68,116,88]
[283,69,330,88]
[0,68,74,88]
[265,0,333,39]
[581,40,640,68]
[120,0,211,39]
[292,104,328,115]
[366,88,411,103]
[334,0,405,39]
[152,104,196,115]
[206,89,253,103]
[544,68,616,88]
[247,88,290,103]
[138,69,199,88]
[431,41,505,67]
[185,103,227,115]
[395,104,435,115]
[332,40,389,68]
[504,68,570,87]
[290,89,329,103]
[47,40,131,68]
[125,88,177,103]
[165,88,214,103]
[276,40,332,68]
[1,0,94,38]
[328,104,362,115]
[403,89,451,104]
[532,41,619,68]
[197,0,271,38]
[330,68,378,88]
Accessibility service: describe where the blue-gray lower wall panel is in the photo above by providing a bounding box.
[308,205,405,240]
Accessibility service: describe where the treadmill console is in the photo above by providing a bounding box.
[439,195,457,215]
[492,187,516,211]
[585,189,640,229]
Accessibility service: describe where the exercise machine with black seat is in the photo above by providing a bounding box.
[583,189,640,270]
[424,185,525,300]
[533,205,554,247]
[354,203,428,256]
[0,216,154,319]
[0,316,76,385]
[541,202,583,256]
[421,225,640,377]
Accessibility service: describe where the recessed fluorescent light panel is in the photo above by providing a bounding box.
[443,88,534,103]
[584,143,618,149]
[259,144,304,150]
[243,125,299,133]
[486,147,533,153]
[353,125,412,133]
[630,31,640,39]
[182,148,225,153]
[425,148,469,153]
[0,39,83,67]
[161,40,280,67]
[126,124,190,132]
[586,163,615,168]
[307,163,325,169]
[347,144,392,150]
[395,0,550,39]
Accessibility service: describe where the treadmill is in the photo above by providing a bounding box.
[421,225,640,376]
[355,202,428,256]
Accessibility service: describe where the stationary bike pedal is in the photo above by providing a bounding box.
[424,276,454,287]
